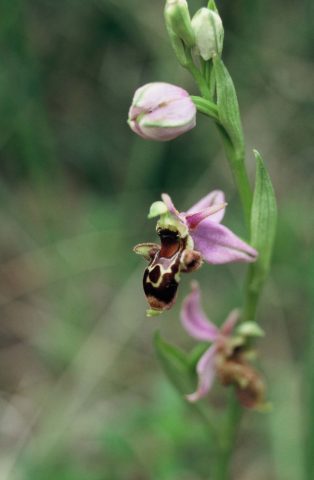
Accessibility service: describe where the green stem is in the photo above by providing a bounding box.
[214,396,242,480]
[185,51,212,100]
[217,126,252,231]
[191,96,219,121]
[192,99,252,229]
[191,109,252,230]
[243,266,260,322]
[214,447,230,480]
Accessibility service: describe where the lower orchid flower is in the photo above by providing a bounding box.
[134,190,257,316]
[181,282,266,409]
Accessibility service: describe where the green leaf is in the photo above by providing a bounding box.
[188,342,209,368]
[154,333,219,435]
[250,150,277,290]
[213,56,244,156]
[154,332,195,395]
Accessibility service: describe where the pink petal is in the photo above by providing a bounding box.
[161,193,180,216]
[130,83,190,118]
[141,96,195,127]
[185,203,227,229]
[221,309,240,336]
[191,221,258,264]
[139,121,196,141]
[187,190,226,223]
[181,282,219,342]
[139,99,196,141]
[186,345,217,402]
[128,119,150,139]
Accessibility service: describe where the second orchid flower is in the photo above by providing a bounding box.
[181,282,266,409]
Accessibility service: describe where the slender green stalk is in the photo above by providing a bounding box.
[193,105,252,230]
[305,295,314,479]
[212,396,242,480]
[191,96,219,121]
[185,50,213,100]
[243,266,260,322]
[217,127,252,230]
[214,447,230,480]
[206,402,241,480]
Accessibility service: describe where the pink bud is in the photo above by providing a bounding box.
[128,82,196,141]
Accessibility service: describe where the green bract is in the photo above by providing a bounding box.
[213,56,244,156]
[249,150,277,291]
[148,201,168,219]
[237,321,265,338]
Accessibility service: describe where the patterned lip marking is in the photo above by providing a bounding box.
[139,227,201,313]
[142,228,185,311]
[149,265,161,283]
[143,268,178,305]
[135,223,204,314]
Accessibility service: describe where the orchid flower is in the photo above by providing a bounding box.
[134,190,257,316]
[181,282,266,409]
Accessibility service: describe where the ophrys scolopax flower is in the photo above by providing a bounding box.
[181,282,266,409]
[134,191,257,316]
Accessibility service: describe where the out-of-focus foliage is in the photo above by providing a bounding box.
[0,0,313,479]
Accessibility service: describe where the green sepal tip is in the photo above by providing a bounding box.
[148,201,168,219]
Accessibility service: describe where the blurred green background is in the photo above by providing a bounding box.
[0,0,313,479]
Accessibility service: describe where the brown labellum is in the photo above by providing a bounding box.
[134,228,203,315]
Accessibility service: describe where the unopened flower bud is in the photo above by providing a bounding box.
[164,0,195,48]
[191,8,224,61]
[128,82,196,142]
